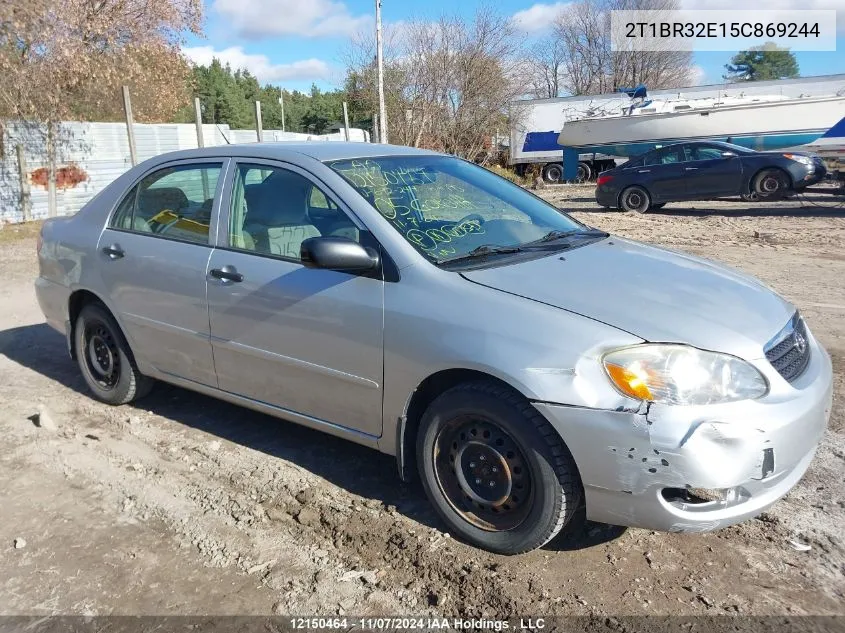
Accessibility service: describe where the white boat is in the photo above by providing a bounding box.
[557,92,845,157]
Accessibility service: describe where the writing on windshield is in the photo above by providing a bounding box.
[330,158,488,259]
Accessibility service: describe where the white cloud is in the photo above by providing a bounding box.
[211,0,372,39]
[182,46,332,83]
[512,2,569,34]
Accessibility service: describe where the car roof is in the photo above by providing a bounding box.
[649,140,753,151]
[146,142,442,164]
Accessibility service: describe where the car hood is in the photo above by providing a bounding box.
[461,237,794,360]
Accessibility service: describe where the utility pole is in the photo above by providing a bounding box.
[121,85,138,166]
[342,101,351,141]
[279,91,286,132]
[375,0,388,144]
[255,101,263,142]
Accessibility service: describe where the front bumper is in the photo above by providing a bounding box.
[788,161,827,189]
[534,337,832,532]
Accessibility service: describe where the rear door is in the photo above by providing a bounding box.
[642,146,687,201]
[680,144,743,197]
[97,159,226,387]
[205,160,385,437]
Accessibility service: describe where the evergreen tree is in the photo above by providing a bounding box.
[724,44,800,82]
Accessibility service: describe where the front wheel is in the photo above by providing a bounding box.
[620,186,651,213]
[753,169,790,199]
[417,381,582,554]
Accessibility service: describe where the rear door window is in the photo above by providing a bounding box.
[110,163,222,245]
[688,145,726,161]
[644,147,685,166]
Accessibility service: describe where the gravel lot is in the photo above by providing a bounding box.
[0,186,843,618]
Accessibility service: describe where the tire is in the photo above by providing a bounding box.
[74,303,154,405]
[753,168,790,199]
[649,202,666,211]
[417,380,582,554]
[620,186,651,213]
[740,191,759,202]
[576,162,591,183]
[542,163,563,183]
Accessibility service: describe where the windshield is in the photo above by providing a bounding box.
[327,155,591,264]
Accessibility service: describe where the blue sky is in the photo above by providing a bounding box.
[183,0,845,94]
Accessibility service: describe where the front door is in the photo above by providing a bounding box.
[97,160,225,387]
[206,161,385,437]
[680,144,744,197]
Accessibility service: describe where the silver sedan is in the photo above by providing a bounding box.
[35,143,832,554]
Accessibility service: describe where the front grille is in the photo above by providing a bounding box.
[765,313,811,383]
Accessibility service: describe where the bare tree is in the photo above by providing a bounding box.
[0,0,202,125]
[551,0,694,96]
[525,34,566,99]
[344,7,526,161]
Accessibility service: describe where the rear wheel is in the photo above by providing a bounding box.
[576,162,591,183]
[753,168,790,199]
[620,186,651,213]
[417,381,581,554]
[542,163,563,183]
[74,303,154,405]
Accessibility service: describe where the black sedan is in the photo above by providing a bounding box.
[595,141,827,213]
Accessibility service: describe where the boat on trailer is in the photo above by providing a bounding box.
[556,87,845,157]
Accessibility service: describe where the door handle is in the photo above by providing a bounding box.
[638,169,651,173]
[209,266,243,283]
[102,244,124,259]
[685,167,699,171]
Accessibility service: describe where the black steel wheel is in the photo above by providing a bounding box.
[75,303,154,405]
[620,186,651,213]
[417,380,582,554]
[83,320,121,391]
[434,417,533,532]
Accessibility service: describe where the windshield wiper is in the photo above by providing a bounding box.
[437,244,523,265]
[523,228,609,247]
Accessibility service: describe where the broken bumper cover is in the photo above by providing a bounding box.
[534,339,832,532]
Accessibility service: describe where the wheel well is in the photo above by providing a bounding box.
[751,166,793,191]
[399,369,522,481]
[617,184,649,208]
[67,290,108,359]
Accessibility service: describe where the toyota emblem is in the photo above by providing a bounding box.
[794,332,807,354]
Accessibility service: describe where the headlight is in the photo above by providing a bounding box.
[783,153,813,166]
[602,344,768,406]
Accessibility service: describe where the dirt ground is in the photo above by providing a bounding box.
[0,187,843,619]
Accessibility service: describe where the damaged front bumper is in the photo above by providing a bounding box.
[534,336,833,532]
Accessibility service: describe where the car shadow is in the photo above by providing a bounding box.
[0,322,625,553]
[566,192,845,218]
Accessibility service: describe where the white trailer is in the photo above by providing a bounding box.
[509,73,845,183]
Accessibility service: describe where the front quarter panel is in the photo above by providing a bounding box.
[378,262,643,454]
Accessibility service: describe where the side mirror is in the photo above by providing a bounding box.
[300,236,379,272]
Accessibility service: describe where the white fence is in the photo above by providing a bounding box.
[0,121,370,224]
